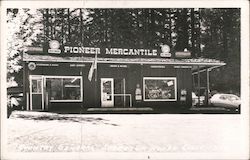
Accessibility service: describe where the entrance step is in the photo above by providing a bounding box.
[87,107,153,113]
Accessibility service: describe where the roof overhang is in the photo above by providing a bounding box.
[23,53,226,67]
[192,65,225,75]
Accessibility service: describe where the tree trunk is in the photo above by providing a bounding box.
[67,9,71,43]
[222,10,228,59]
[191,8,195,57]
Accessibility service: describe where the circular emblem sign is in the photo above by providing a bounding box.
[160,45,171,58]
[28,62,36,70]
[49,40,60,49]
[161,45,170,53]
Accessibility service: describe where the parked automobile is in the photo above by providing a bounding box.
[209,93,240,112]
[7,86,23,118]
[192,92,205,106]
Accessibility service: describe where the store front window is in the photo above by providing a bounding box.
[143,77,177,101]
[46,76,83,102]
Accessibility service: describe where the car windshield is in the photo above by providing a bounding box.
[228,95,240,101]
[219,95,240,101]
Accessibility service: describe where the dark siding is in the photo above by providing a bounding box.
[176,68,192,107]
[24,62,193,110]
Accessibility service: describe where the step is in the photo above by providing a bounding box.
[87,107,153,112]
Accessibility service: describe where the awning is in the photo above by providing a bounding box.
[23,53,226,67]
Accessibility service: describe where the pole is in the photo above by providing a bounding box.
[206,69,210,106]
[197,65,200,106]
[94,53,97,107]
[123,78,126,107]
[80,8,84,113]
[95,55,97,82]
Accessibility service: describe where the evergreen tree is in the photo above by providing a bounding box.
[7,9,43,87]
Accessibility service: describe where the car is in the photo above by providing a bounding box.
[7,86,23,118]
[209,93,240,112]
[192,92,205,106]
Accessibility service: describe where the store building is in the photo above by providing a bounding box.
[22,41,226,112]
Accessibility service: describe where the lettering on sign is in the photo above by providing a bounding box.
[36,63,59,67]
[36,63,50,66]
[63,46,158,57]
[109,64,128,68]
[174,66,192,69]
[70,64,86,67]
[150,65,166,69]
[64,46,101,55]
[106,48,157,56]
[45,42,175,58]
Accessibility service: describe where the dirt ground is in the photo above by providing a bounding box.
[5,111,247,157]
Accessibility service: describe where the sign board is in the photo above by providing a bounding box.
[64,46,158,57]
[25,47,43,53]
[47,40,165,58]
[27,41,177,59]
[175,51,191,58]
[48,40,61,54]
[28,62,36,70]
[160,45,172,58]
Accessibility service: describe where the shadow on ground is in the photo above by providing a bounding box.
[11,112,119,126]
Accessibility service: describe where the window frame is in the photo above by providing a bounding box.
[143,77,177,102]
[45,76,83,102]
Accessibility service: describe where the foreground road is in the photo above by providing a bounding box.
[5,111,247,157]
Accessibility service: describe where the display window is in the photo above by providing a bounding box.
[46,76,83,102]
[143,77,177,101]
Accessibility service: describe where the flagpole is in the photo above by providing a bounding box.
[94,52,97,82]
[94,52,97,108]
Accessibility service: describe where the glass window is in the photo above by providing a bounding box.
[50,78,63,100]
[143,77,177,101]
[32,79,42,94]
[63,78,81,100]
[37,80,42,93]
[47,76,82,101]
[32,80,38,93]
[102,80,112,100]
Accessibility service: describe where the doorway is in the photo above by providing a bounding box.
[101,78,114,107]
[29,75,44,110]
[114,78,126,107]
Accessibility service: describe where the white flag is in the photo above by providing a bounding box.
[88,54,97,81]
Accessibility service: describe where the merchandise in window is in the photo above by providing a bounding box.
[47,77,82,101]
[143,77,177,101]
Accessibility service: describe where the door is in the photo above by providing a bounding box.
[101,78,114,107]
[114,78,126,107]
[30,75,44,110]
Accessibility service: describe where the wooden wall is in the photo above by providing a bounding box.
[24,61,192,111]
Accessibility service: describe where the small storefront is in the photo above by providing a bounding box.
[22,41,225,112]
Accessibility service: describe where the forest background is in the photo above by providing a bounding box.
[7,8,240,95]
